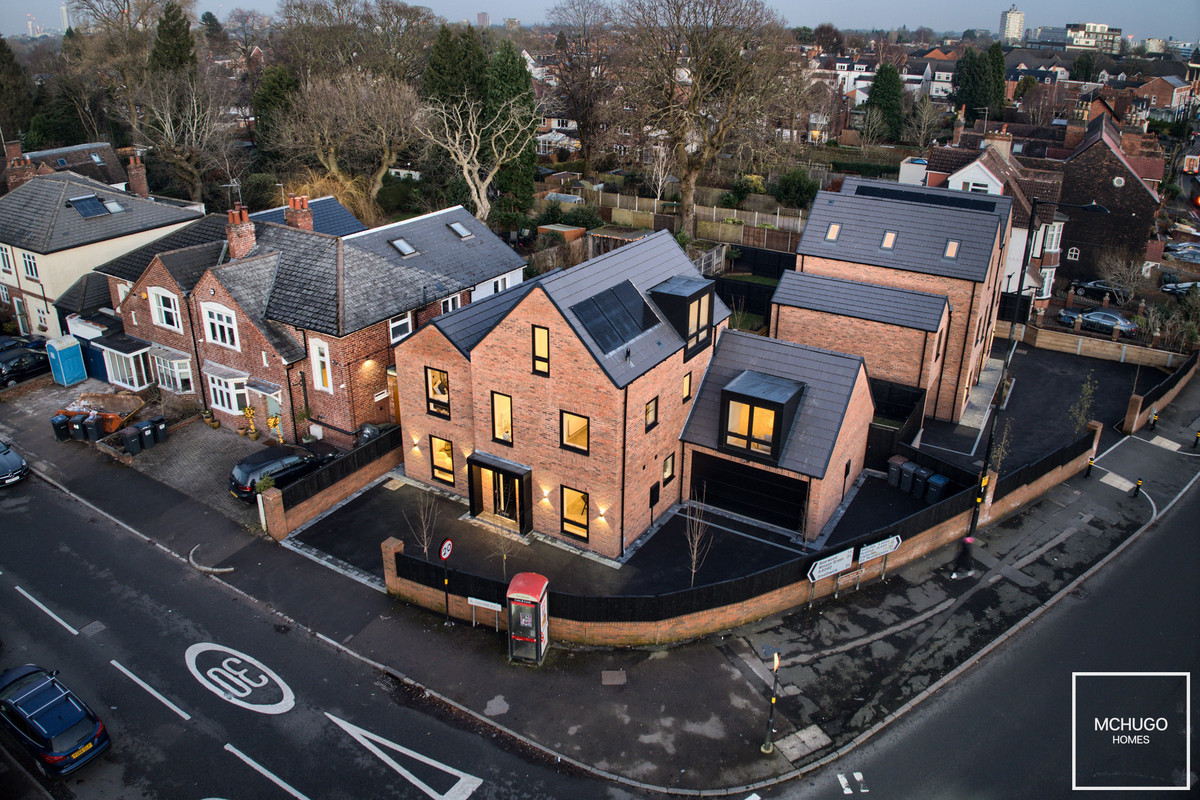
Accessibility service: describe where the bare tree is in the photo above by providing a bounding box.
[416,94,541,221]
[355,78,421,200]
[548,0,617,175]
[1068,369,1097,435]
[615,0,792,238]
[489,533,524,581]
[642,143,677,201]
[857,106,888,154]
[903,94,942,152]
[1097,251,1147,309]
[404,489,440,560]
[1022,81,1060,127]
[684,488,714,588]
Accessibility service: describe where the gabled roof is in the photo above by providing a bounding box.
[156,241,228,292]
[1068,116,1160,202]
[2,142,128,189]
[0,173,202,254]
[93,214,229,281]
[433,278,548,358]
[797,178,1011,283]
[248,196,367,236]
[772,272,948,332]
[54,272,114,315]
[209,253,305,363]
[681,330,867,480]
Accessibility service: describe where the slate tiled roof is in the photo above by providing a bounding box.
[157,241,228,292]
[0,142,129,190]
[0,173,201,254]
[1068,116,1159,201]
[681,330,866,479]
[772,272,948,332]
[798,178,1011,283]
[54,272,114,315]
[210,253,305,364]
[434,278,548,357]
[249,196,368,236]
[93,214,228,281]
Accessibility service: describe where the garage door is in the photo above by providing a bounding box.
[689,452,807,530]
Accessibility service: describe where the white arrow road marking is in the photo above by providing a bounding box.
[110,660,191,720]
[837,773,853,794]
[224,743,311,800]
[325,713,483,800]
[854,771,869,792]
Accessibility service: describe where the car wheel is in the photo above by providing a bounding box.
[4,378,16,388]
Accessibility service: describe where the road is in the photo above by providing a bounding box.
[770,478,1199,799]
[0,478,639,800]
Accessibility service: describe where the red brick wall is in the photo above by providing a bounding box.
[122,257,200,363]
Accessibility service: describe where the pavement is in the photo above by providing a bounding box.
[3,353,1200,796]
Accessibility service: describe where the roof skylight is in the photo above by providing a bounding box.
[448,221,473,239]
[390,238,417,256]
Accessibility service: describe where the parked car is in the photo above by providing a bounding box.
[228,444,336,503]
[0,335,47,353]
[1057,307,1138,337]
[0,348,51,387]
[1070,279,1131,305]
[1161,281,1199,296]
[0,664,111,778]
[0,439,29,486]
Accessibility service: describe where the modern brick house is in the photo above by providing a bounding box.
[394,230,729,559]
[0,173,200,340]
[770,272,948,419]
[94,202,524,447]
[680,330,874,539]
[795,179,1012,423]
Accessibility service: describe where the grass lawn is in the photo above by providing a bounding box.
[722,272,780,286]
[731,312,765,331]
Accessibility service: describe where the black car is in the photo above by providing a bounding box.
[228,444,335,502]
[0,335,47,353]
[0,439,29,486]
[0,348,51,387]
[0,665,111,778]
[1071,279,1130,305]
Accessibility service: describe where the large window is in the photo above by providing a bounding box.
[153,355,193,393]
[203,303,239,350]
[425,367,450,418]
[725,399,777,457]
[0,285,8,303]
[560,411,589,454]
[104,349,151,390]
[0,246,11,273]
[532,325,549,375]
[1040,223,1062,254]
[686,292,712,352]
[560,486,589,539]
[208,374,248,413]
[645,396,658,432]
[389,312,413,344]
[150,288,182,332]
[430,436,454,484]
[311,339,333,393]
[492,392,513,445]
[22,253,38,281]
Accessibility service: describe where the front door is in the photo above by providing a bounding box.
[494,472,517,521]
[13,296,29,336]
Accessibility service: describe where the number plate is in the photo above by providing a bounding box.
[71,741,93,759]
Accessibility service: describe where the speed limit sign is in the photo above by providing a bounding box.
[440,538,453,561]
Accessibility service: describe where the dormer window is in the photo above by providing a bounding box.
[881,230,898,250]
[825,223,841,241]
[90,153,102,164]
[390,238,417,257]
[719,371,805,463]
[686,292,711,352]
[943,240,960,259]
[447,221,473,239]
[648,275,714,361]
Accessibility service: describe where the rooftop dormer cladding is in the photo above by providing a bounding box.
[681,330,865,480]
[0,172,201,254]
[772,272,948,332]
[797,178,1011,283]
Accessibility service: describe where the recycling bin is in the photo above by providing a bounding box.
[926,474,949,504]
[887,455,908,488]
[119,427,142,456]
[82,415,104,442]
[134,420,155,450]
[69,414,89,441]
[899,460,918,493]
[50,414,71,442]
[149,415,169,444]
[912,466,933,499]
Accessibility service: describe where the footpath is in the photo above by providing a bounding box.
[2,375,1199,796]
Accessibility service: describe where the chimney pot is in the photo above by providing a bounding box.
[284,194,314,231]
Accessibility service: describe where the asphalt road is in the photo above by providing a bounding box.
[769,476,1199,799]
[0,479,643,800]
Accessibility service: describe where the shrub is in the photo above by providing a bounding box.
[561,204,604,230]
[772,168,820,210]
[718,191,739,209]
[721,217,744,225]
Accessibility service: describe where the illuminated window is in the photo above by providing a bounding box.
[561,486,589,539]
[682,371,692,402]
[686,292,712,352]
[825,222,841,241]
[425,367,450,417]
[645,396,659,432]
[492,392,513,445]
[943,240,959,259]
[560,411,589,454]
[663,453,675,484]
[311,339,332,392]
[725,399,777,457]
[430,436,454,485]
[532,325,549,375]
[881,230,898,250]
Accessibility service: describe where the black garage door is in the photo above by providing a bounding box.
[690,452,807,530]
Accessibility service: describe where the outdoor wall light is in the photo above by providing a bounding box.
[140,292,147,299]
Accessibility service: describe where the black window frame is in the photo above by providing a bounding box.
[720,394,783,462]
[684,290,714,359]
[645,396,659,432]
[560,410,590,455]
[491,391,513,446]
[532,325,550,376]
[429,435,454,485]
[560,485,589,539]
[425,366,450,418]
[682,371,693,402]
[662,452,675,485]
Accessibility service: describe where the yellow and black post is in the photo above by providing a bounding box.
[761,652,781,754]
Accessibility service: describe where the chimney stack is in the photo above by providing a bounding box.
[284,194,313,231]
[127,155,149,198]
[226,204,256,260]
[982,125,1013,161]
[3,141,21,163]
[6,157,36,192]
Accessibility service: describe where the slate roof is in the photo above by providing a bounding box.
[248,196,367,237]
[772,272,948,332]
[93,214,229,282]
[157,241,228,292]
[1068,116,1160,201]
[681,330,867,480]
[797,178,1011,283]
[0,142,129,190]
[209,253,306,364]
[0,173,201,254]
[434,278,548,357]
[54,272,114,315]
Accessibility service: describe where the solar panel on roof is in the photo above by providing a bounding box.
[853,184,997,213]
[70,195,110,219]
[572,297,622,352]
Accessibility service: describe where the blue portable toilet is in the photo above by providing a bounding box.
[46,336,87,387]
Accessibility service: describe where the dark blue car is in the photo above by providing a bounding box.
[0,665,111,777]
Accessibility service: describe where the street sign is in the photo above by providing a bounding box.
[439,538,453,561]
[807,547,854,582]
[858,535,902,563]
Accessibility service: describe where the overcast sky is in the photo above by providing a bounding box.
[4,1,1197,46]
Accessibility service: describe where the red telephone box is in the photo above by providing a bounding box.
[506,572,549,665]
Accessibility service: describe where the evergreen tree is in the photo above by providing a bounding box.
[864,62,903,141]
[423,25,487,102]
[0,35,34,139]
[1191,48,1200,64]
[555,30,567,51]
[149,2,197,74]
[952,49,993,122]
[252,65,299,160]
[987,42,1006,113]
[200,12,226,48]
[487,40,536,226]
[1070,52,1097,83]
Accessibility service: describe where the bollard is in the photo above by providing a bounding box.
[1150,410,1158,431]
[1194,431,1199,449]
[1086,457,1094,478]
[1131,478,1142,498]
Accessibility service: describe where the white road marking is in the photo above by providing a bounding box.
[837,772,853,793]
[1100,472,1134,493]
[1148,435,1181,451]
[854,770,870,792]
[110,660,191,721]
[743,794,761,800]
[223,743,311,800]
[15,586,78,635]
[326,713,483,800]
[186,643,295,714]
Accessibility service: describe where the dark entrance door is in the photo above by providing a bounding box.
[689,452,808,530]
[494,472,517,521]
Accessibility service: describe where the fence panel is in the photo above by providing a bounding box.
[1142,350,1198,407]
[281,427,404,508]
[896,442,979,488]
[992,432,1095,500]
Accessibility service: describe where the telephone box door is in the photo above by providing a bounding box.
[506,572,549,665]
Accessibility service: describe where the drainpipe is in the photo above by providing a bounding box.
[955,280,979,419]
[619,384,628,559]
[184,291,208,412]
